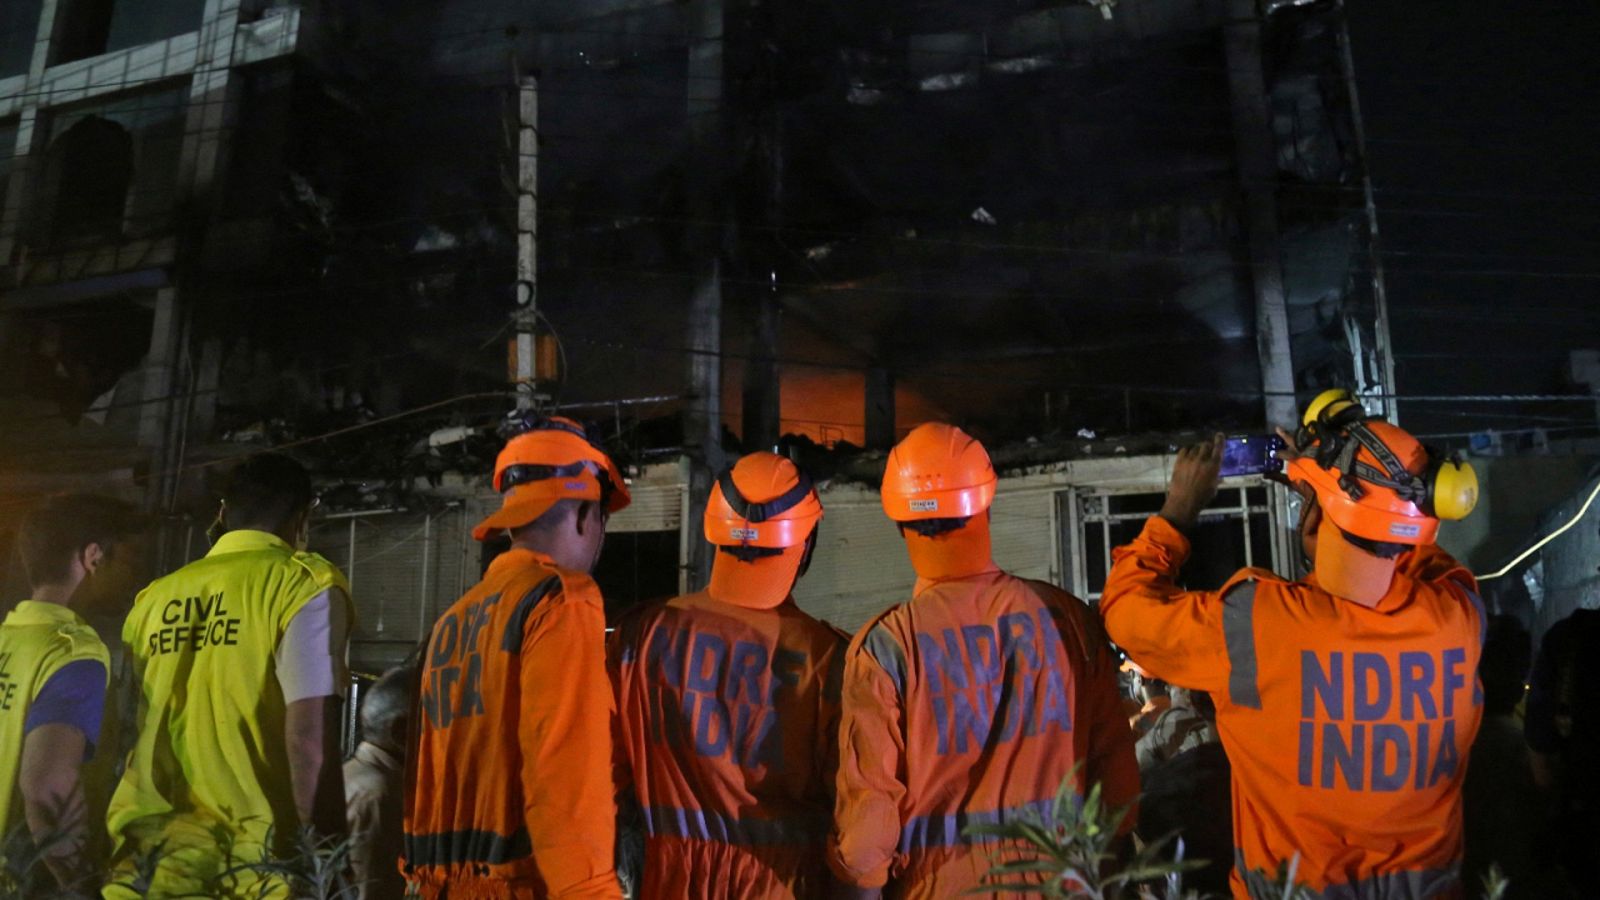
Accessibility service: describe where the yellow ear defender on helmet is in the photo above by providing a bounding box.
[1430,458,1479,521]
[1301,388,1363,429]
[1295,388,1479,522]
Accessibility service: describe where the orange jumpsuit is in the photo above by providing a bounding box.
[609,591,846,898]
[1101,516,1485,899]
[828,568,1138,897]
[403,548,620,899]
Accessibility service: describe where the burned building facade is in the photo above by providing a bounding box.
[1,0,1395,669]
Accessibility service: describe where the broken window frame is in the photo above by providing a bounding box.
[1059,480,1297,604]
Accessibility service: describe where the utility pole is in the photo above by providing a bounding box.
[152,0,248,528]
[514,74,540,411]
[1224,0,1297,430]
[738,0,784,453]
[1335,0,1399,422]
[865,366,895,450]
[743,288,780,450]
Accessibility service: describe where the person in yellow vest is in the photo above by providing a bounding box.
[0,494,144,895]
[104,453,353,899]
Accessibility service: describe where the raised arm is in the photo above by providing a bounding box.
[1099,438,1233,694]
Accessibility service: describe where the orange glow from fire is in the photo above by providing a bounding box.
[722,365,947,447]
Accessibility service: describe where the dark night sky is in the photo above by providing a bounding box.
[1348,0,1600,440]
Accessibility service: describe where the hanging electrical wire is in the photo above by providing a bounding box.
[1476,478,1600,582]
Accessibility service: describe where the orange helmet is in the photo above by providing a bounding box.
[704,452,823,550]
[472,416,631,541]
[1287,390,1477,547]
[880,423,996,522]
[705,452,823,609]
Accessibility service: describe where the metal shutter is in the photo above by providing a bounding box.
[792,481,1062,635]
[609,481,684,534]
[791,485,913,634]
[308,507,473,674]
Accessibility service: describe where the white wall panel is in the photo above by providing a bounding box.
[792,482,1062,635]
[791,485,913,635]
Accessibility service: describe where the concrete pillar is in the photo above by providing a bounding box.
[686,0,723,133]
[191,336,223,441]
[1571,349,1600,430]
[178,0,244,203]
[1224,0,1297,430]
[138,287,181,450]
[865,366,895,451]
[742,291,780,451]
[146,0,243,510]
[682,0,726,592]
[0,0,64,267]
[683,262,725,590]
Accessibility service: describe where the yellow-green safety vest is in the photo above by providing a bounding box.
[0,601,109,847]
[104,530,351,900]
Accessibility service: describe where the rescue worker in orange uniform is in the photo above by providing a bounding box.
[609,452,847,898]
[1101,391,1485,898]
[402,417,630,899]
[829,423,1139,898]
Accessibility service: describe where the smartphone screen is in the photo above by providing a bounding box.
[1219,435,1285,477]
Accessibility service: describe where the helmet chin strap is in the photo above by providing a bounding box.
[795,528,819,580]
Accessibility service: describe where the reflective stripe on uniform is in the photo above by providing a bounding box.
[1460,584,1487,648]
[402,827,533,868]
[1461,583,1488,705]
[897,798,1056,854]
[1237,852,1459,900]
[1222,581,1263,710]
[500,577,560,652]
[644,806,828,846]
[862,624,907,697]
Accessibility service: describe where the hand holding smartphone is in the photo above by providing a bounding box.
[1219,434,1287,478]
